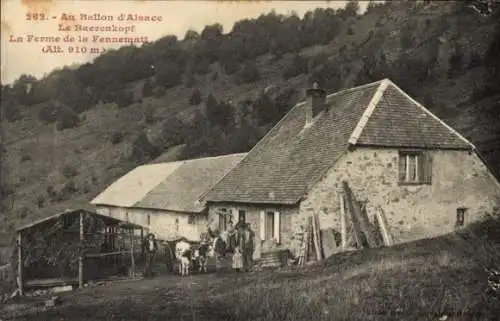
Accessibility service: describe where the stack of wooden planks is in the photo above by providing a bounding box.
[341,181,393,249]
[297,215,324,266]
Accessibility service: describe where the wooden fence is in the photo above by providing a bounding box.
[0,263,12,281]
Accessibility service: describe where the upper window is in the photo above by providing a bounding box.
[188,214,196,225]
[218,208,231,232]
[398,151,432,185]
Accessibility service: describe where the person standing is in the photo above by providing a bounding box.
[232,245,243,272]
[144,233,158,277]
[242,223,255,272]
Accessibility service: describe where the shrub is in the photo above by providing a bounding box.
[238,62,261,84]
[36,195,45,208]
[130,131,160,163]
[142,78,153,97]
[153,86,166,98]
[189,88,202,106]
[144,105,156,124]
[62,164,78,178]
[110,131,124,145]
[59,181,78,200]
[156,63,182,88]
[20,154,31,163]
[38,101,58,124]
[116,90,134,108]
[20,207,29,219]
[56,106,80,130]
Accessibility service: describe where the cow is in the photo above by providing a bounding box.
[175,240,192,276]
[194,243,210,273]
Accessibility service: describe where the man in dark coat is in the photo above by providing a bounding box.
[143,233,158,277]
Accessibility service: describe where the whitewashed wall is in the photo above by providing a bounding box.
[95,205,207,241]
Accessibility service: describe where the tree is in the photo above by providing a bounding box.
[189,88,202,105]
[184,29,200,41]
[56,104,80,131]
[238,62,261,84]
[130,131,160,164]
[204,94,233,128]
[116,90,134,108]
[142,78,153,97]
[155,62,181,89]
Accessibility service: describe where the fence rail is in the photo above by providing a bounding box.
[0,263,12,283]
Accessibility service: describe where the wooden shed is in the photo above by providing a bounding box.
[15,205,144,295]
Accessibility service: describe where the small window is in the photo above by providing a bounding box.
[238,210,246,224]
[218,208,229,232]
[265,211,275,240]
[147,214,151,226]
[261,211,280,243]
[188,214,196,225]
[398,151,432,185]
[456,208,467,228]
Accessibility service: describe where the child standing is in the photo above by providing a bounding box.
[232,245,243,272]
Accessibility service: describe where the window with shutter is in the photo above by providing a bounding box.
[398,150,432,185]
[274,211,280,244]
[265,211,274,240]
[259,211,266,240]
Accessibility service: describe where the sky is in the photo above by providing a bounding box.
[0,0,368,85]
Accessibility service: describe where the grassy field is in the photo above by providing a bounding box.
[2,218,499,321]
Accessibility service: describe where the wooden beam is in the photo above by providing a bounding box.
[78,211,84,289]
[130,228,135,277]
[311,215,322,261]
[342,181,379,248]
[17,231,24,296]
[375,207,393,246]
[339,193,347,250]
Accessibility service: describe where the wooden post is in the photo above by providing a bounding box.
[17,231,24,296]
[311,215,322,261]
[339,193,346,250]
[130,228,135,277]
[78,211,84,289]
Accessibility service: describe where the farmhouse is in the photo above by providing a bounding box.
[202,79,500,260]
[90,153,246,242]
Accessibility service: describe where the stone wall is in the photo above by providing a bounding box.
[95,205,207,241]
[206,202,298,259]
[299,148,500,248]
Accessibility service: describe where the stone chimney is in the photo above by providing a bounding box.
[305,82,327,127]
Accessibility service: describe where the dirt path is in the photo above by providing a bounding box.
[1,271,269,321]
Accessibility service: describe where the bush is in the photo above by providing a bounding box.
[62,164,78,178]
[20,207,29,219]
[20,154,32,163]
[110,131,124,144]
[222,59,239,75]
[36,194,45,208]
[282,54,308,79]
[144,105,156,124]
[153,86,166,98]
[238,62,261,84]
[156,62,182,88]
[56,106,80,130]
[189,88,202,106]
[116,90,134,108]
[130,131,160,163]
[38,101,58,124]
[59,181,78,200]
[142,78,153,97]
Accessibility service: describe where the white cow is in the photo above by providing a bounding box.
[175,240,192,276]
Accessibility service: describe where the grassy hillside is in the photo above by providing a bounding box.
[3,218,500,320]
[1,1,500,254]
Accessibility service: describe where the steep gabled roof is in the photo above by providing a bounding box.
[204,79,473,205]
[90,153,246,213]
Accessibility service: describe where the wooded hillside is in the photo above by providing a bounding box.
[1,0,499,250]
